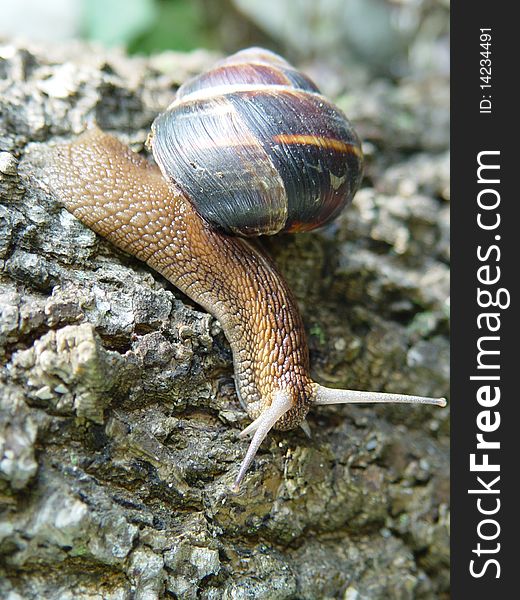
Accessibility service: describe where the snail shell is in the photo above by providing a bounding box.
[149,48,364,237]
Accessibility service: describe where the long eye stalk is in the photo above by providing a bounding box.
[314,385,447,407]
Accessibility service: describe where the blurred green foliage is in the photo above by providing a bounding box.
[79,0,449,80]
[128,0,216,53]
[83,0,221,53]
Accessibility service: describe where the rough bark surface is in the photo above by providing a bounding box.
[1,40,449,599]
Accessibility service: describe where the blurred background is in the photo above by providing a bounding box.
[1,0,449,86]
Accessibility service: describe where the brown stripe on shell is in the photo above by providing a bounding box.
[226,87,363,233]
[273,134,364,159]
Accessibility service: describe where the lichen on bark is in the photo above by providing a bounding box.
[1,39,449,599]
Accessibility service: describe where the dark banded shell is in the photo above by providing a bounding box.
[150,48,363,236]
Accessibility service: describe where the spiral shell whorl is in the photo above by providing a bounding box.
[173,48,320,102]
[150,48,363,236]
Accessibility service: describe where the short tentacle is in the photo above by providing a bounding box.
[232,390,293,491]
[299,419,312,438]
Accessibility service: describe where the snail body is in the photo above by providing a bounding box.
[45,48,445,490]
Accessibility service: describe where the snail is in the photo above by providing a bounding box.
[44,48,446,491]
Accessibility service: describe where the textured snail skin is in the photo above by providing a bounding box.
[47,128,315,431]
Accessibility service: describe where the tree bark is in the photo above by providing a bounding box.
[1,40,449,599]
